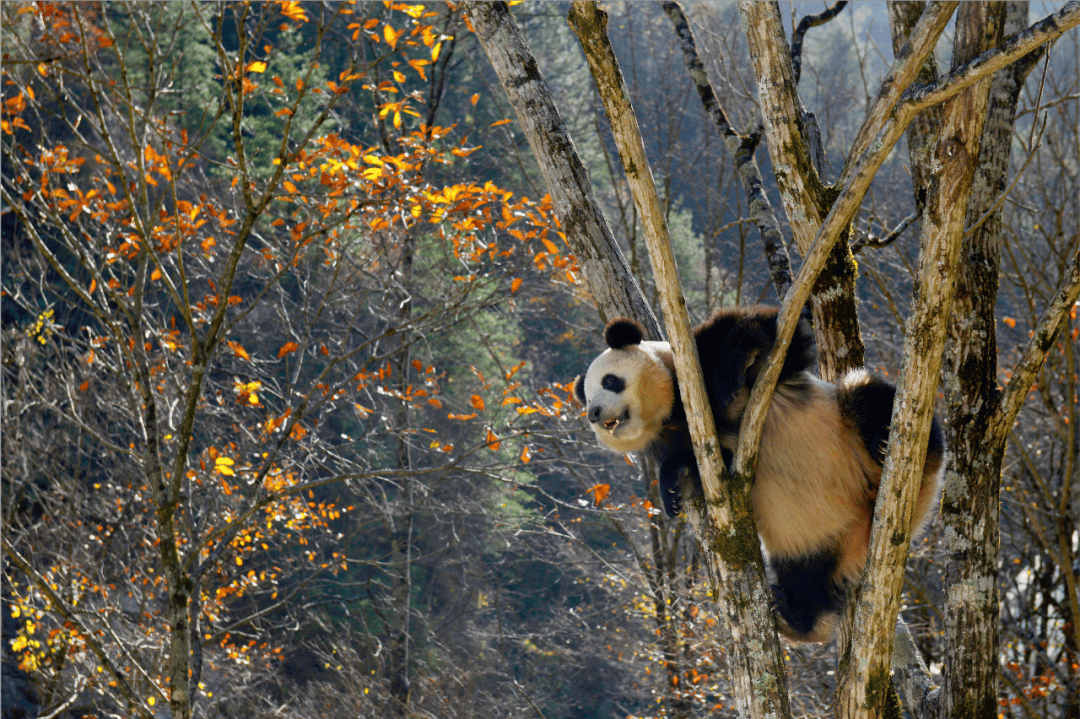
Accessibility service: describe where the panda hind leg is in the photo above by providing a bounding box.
[769,548,846,643]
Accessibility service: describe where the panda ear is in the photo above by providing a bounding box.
[604,318,644,349]
[572,375,587,404]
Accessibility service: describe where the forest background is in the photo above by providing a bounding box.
[1,2,1077,719]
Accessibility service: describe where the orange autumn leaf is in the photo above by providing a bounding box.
[290,424,307,441]
[586,483,611,505]
[79,380,90,391]
[485,428,500,451]
[228,340,251,361]
[520,445,531,464]
[470,394,485,411]
[510,277,522,293]
[277,341,299,358]
[1003,317,1016,328]
[448,412,476,421]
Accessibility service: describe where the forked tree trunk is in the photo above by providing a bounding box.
[835,6,1005,718]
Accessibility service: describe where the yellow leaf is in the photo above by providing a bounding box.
[246,60,268,74]
[278,0,308,22]
[383,24,400,50]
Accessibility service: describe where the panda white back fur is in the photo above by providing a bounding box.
[572,305,945,643]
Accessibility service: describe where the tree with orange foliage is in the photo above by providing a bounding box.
[1,3,582,717]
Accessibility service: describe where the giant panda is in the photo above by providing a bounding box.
[572,305,944,643]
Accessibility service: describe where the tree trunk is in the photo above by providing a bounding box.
[940,5,1033,717]
[738,1,865,380]
[836,5,1005,718]
[464,2,660,334]
[566,5,791,717]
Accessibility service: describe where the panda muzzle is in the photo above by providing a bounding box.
[590,406,630,432]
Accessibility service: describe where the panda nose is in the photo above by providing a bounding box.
[588,405,602,423]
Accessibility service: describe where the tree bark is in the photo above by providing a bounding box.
[887,5,1080,718]
[567,5,790,717]
[939,5,1029,717]
[887,1,946,216]
[836,5,1005,718]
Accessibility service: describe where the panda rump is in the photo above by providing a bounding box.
[572,305,945,643]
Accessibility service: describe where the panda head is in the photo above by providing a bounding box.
[572,317,675,455]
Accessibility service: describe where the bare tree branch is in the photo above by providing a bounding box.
[791,1,850,85]
[661,1,794,299]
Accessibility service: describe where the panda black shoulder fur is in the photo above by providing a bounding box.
[572,305,945,643]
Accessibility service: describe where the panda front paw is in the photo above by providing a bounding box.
[661,466,694,517]
[662,483,682,518]
[658,452,700,518]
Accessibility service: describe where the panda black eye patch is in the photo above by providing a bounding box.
[601,374,625,393]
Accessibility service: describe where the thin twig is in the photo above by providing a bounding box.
[790,1,849,85]
[852,212,918,254]
[1027,42,1052,150]
[964,112,1047,236]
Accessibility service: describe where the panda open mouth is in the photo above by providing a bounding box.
[603,410,630,432]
